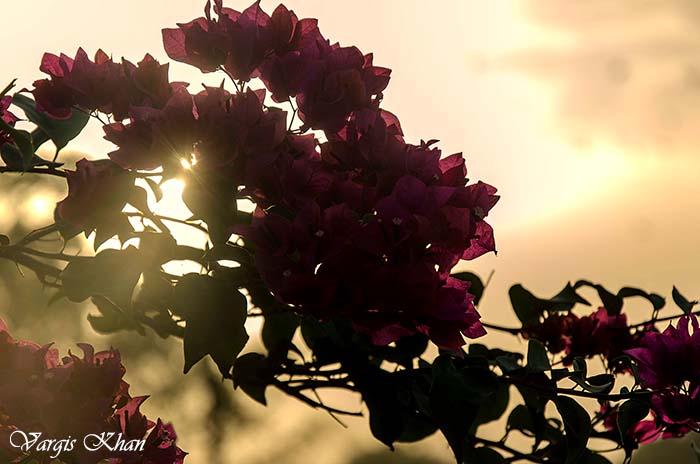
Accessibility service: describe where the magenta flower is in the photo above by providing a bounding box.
[564,307,634,364]
[626,315,700,390]
[0,96,19,145]
[55,158,133,235]
[0,319,186,464]
[33,49,184,121]
[104,88,197,170]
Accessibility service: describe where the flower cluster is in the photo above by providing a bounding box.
[37,1,498,350]
[523,307,636,366]
[32,49,183,121]
[0,318,186,464]
[626,316,700,437]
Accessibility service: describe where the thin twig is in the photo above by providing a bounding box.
[272,379,362,417]
[0,166,67,178]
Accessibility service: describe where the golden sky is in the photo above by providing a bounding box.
[1,1,699,462]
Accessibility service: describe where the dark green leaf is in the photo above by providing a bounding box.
[473,380,510,428]
[509,284,541,325]
[463,446,507,464]
[145,177,163,202]
[556,396,591,464]
[672,286,697,314]
[507,405,534,435]
[87,295,144,335]
[617,399,650,458]
[262,311,299,353]
[514,373,555,446]
[527,339,551,372]
[0,80,16,99]
[430,356,480,462]
[182,178,237,245]
[0,143,23,170]
[362,370,404,448]
[617,287,665,311]
[0,118,34,170]
[61,246,142,308]
[232,353,271,405]
[93,214,134,249]
[12,93,89,154]
[579,450,613,464]
[548,282,590,311]
[172,274,249,376]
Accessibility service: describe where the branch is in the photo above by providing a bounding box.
[630,309,700,330]
[0,166,67,178]
[482,321,521,335]
[473,438,545,463]
[271,379,362,417]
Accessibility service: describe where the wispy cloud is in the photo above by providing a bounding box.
[499,0,700,156]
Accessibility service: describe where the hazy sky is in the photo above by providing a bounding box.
[1,1,699,462]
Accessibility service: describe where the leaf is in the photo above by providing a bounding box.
[617,399,650,458]
[472,380,510,428]
[232,353,271,405]
[548,282,590,312]
[579,451,613,464]
[171,273,249,376]
[93,214,134,249]
[0,118,34,170]
[574,280,621,315]
[182,178,237,245]
[509,284,541,325]
[12,93,89,154]
[556,396,591,464]
[430,356,484,462]
[452,271,485,305]
[514,373,556,446]
[0,80,16,99]
[87,295,144,335]
[362,370,404,448]
[375,333,430,368]
[262,311,299,353]
[145,177,163,202]
[672,286,697,314]
[463,446,507,464]
[61,247,143,308]
[617,287,665,311]
[0,143,23,170]
[584,374,615,394]
[527,339,551,372]
[507,404,534,435]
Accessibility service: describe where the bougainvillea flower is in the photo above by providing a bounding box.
[0,95,19,145]
[105,88,198,170]
[55,158,134,235]
[626,315,700,390]
[522,313,579,354]
[33,49,184,121]
[0,319,186,464]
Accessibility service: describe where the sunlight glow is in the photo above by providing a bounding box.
[28,195,53,217]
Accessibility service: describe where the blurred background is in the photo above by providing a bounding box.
[1,1,699,462]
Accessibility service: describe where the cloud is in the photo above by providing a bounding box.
[499,0,700,156]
